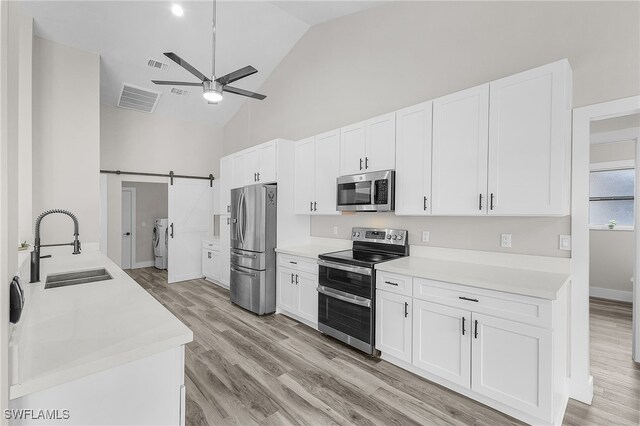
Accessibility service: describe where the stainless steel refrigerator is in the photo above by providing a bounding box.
[229,183,277,315]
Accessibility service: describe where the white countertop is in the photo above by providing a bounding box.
[376,256,569,300]
[275,243,349,260]
[9,250,193,399]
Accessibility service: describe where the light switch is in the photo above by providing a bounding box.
[559,235,571,251]
[501,233,512,248]
[421,231,430,243]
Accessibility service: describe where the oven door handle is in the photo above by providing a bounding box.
[317,286,372,308]
[317,260,372,276]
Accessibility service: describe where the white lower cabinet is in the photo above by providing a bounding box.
[375,273,567,425]
[412,300,471,388]
[276,254,318,328]
[375,290,412,363]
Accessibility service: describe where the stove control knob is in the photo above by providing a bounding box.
[354,232,360,238]
[397,234,403,240]
[392,234,398,240]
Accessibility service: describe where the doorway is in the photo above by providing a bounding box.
[121,187,136,269]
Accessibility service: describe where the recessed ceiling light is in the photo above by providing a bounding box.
[171,4,184,17]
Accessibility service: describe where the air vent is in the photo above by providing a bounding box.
[117,84,161,113]
[147,58,169,71]
[170,88,189,96]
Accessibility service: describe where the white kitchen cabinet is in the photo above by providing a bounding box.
[395,101,433,215]
[276,254,318,328]
[339,112,396,176]
[471,313,552,422]
[231,153,245,189]
[255,141,277,183]
[294,130,340,215]
[375,290,412,363]
[202,248,220,282]
[219,215,230,287]
[412,299,471,388]
[219,156,232,214]
[431,84,489,215]
[487,60,572,216]
[228,140,279,189]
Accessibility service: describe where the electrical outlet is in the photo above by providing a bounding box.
[501,233,512,248]
[332,226,338,235]
[421,231,430,243]
[559,235,571,251]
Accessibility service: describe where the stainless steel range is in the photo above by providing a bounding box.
[317,227,409,354]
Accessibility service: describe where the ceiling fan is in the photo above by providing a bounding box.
[151,0,265,103]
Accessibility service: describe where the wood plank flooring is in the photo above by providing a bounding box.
[126,268,639,425]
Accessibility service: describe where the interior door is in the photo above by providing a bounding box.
[121,189,133,269]
[168,178,214,284]
[315,129,341,215]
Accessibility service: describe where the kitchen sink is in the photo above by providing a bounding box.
[44,268,113,289]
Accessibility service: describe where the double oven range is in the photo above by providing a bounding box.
[317,227,409,354]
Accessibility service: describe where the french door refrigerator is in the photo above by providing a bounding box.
[230,183,277,315]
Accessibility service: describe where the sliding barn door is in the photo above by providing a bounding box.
[168,179,213,284]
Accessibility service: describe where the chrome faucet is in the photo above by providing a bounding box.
[30,209,81,283]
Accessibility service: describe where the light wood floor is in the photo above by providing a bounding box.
[126,268,639,425]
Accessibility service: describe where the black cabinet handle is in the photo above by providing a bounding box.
[384,280,398,286]
[310,201,313,212]
[226,217,230,225]
[423,196,427,211]
[478,194,483,211]
[295,274,299,285]
[254,173,256,182]
[459,296,479,302]
[474,320,479,339]
[359,158,363,170]
[462,317,466,335]
[290,261,297,265]
[490,193,495,210]
[404,302,409,318]
[365,157,369,169]
[291,273,294,284]
[170,223,174,238]
[227,205,230,213]
[313,201,317,211]
[257,172,260,181]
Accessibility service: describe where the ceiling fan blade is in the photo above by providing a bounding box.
[152,80,203,86]
[163,52,210,82]
[223,85,266,100]
[215,66,258,86]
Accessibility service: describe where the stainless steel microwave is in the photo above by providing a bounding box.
[336,170,395,212]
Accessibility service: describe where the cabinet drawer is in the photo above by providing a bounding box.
[413,278,551,328]
[376,271,412,296]
[202,240,220,251]
[277,254,318,275]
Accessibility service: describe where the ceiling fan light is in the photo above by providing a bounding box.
[171,4,184,17]
[203,90,223,103]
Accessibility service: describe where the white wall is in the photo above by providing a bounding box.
[32,36,100,246]
[101,105,224,178]
[122,181,168,265]
[589,139,637,300]
[224,1,640,258]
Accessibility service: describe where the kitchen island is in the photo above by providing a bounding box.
[8,249,193,425]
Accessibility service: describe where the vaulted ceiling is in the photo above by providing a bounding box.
[19,1,386,127]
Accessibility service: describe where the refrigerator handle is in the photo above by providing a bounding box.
[240,191,246,244]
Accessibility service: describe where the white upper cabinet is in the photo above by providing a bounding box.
[294,130,340,215]
[228,140,279,189]
[231,153,245,189]
[365,112,396,172]
[255,140,277,183]
[395,101,433,215]
[487,60,572,216]
[314,129,340,215]
[340,121,367,175]
[431,84,489,216]
[294,137,315,214]
[339,112,396,176]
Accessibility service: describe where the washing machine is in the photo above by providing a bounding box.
[153,218,168,270]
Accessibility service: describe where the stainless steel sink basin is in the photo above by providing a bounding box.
[45,268,113,289]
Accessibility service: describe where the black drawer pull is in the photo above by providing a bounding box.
[459,296,479,302]
[289,261,297,265]
[384,281,399,286]
[404,302,409,318]
[474,320,479,339]
[462,317,466,335]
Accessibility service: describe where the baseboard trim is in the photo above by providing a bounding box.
[589,287,633,302]
[133,261,155,269]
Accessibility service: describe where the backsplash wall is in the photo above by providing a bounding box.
[311,214,571,258]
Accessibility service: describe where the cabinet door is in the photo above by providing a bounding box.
[296,271,318,325]
[488,61,570,215]
[340,121,366,176]
[294,137,316,214]
[365,112,396,172]
[202,249,214,278]
[231,153,246,189]
[413,300,471,388]
[244,148,260,185]
[431,84,489,215]
[376,290,412,363]
[277,267,298,314]
[211,251,221,281]
[219,156,232,214]
[314,129,340,215]
[219,215,230,286]
[471,313,552,421]
[257,141,277,183]
[395,102,433,215]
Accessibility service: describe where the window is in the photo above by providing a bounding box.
[589,168,635,227]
